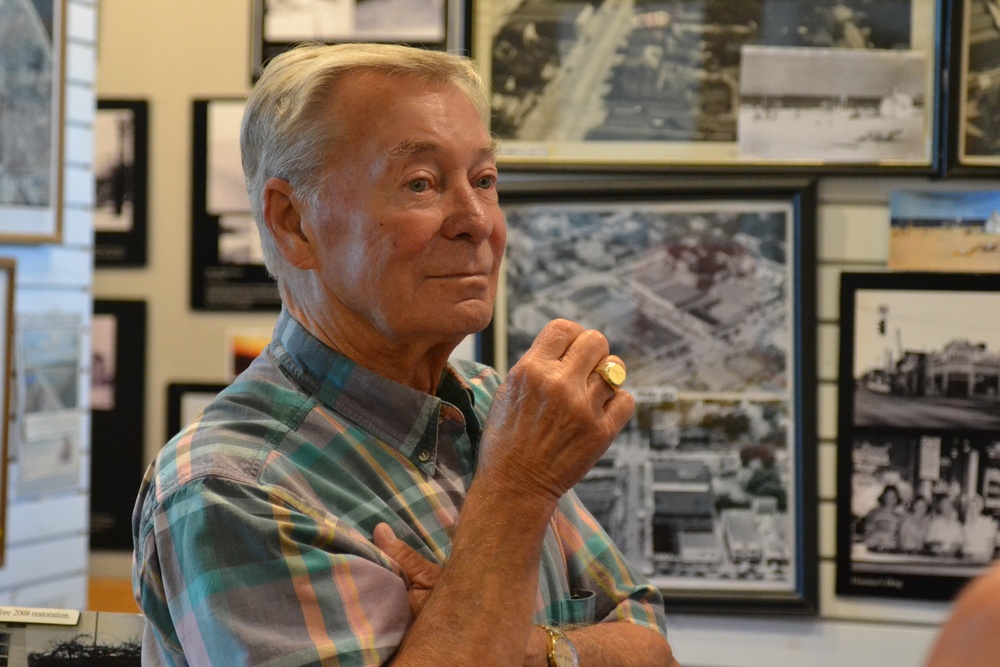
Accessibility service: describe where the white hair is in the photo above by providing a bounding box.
[240,43,491,286]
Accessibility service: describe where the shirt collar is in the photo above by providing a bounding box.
[269,310,478,475]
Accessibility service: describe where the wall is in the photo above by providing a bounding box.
[0,0,96,608]
[92,1,999,664]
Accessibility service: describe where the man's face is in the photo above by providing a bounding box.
[301,71,505,350]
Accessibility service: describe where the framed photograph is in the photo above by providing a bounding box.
[251,0,456,81]
[486,176,818,614]
[166,382,228,441]
[0,260,16,566]
[948,0,1000,172]
[94,100,149,267]
[16,311,83,497]
[888,190,1000,272]
[471,0,942,172]
[90,300,146,551]
[0,0,66,242]
[191,98,281,311]
[837,272,1000,602]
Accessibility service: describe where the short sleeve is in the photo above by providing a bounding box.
[135,477,411,666]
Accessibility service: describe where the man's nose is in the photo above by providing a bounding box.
[442,181,495,241]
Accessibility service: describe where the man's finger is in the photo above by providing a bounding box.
[373,523,441,588]
[521,319,585,362]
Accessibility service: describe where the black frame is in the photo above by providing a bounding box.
[190,98,280,311]
[943,0,1000,175]
[94,99,149,267]
[90,300,146,550]
[837,272,1000,602]
[486,175,818,614]
[470,0,943,174]
[166,382,229,441]
[250,0,457,82]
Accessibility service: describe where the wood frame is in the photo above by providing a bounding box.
[0,0,66,242]
[0,259,16,566]
[486,175,819,614]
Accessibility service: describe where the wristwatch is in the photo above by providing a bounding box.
[538,624,580,667]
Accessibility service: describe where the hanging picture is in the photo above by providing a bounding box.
[0,0,66,242]
[0,260,16,566]
[837,272,1000,602]
[470,0,942,172]
[94,100,149,267]
[165,382,228,441]
[948,0,1000,172]
[888,190,1000,272]
[190,98,280,311]
[485,175,819,614]
[90,300,146,551]
[251,0,456,81]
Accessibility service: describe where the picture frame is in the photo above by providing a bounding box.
[250,0,459,82]
[165,382,228,441]
[470,0,942,173]
[190,98,281,311]
[90,300,146,551]
[836,272,1000,602]
[0,0,66,243]
[94,100,149,267]
[487,175,818,614]
[0,259,16,566]
[946,0,1000,174]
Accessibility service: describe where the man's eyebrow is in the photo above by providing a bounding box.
[385,139,499,161]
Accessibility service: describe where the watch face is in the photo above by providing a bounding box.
[552,637,580,667]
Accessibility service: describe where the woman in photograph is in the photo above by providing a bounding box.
[926,495,966,557]
[898,494,931,554]
[963,494,999,563]
[863,484,903,552]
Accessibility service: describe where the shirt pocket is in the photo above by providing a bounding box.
[553,588,595,625]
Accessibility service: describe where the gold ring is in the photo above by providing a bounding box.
[594,360,626,390]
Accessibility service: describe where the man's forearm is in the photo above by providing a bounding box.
[525,622,679,667]
[388,474,558,667]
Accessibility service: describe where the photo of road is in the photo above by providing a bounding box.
[482,0,915,145]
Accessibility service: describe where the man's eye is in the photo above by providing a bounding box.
[475,175,496,189]
[408,179,429,193]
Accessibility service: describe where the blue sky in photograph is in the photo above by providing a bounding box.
[890,190,1000,221]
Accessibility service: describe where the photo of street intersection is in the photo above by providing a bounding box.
[503,198,800,591]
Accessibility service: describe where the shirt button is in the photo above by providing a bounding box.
[417,450,431,462]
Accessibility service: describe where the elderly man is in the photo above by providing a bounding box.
[133,43,678,666]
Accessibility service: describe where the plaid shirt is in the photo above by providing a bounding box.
[133,311,667,666]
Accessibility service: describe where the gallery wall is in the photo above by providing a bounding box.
[91,0,1000,664]
[0,0,96,608]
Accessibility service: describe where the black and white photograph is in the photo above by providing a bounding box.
[0,610,144,665]
[473,0,939,169]
[952,0,1000,170]
[94,100,148,266]
[166,382,228,441]
[837,272,1000,601]
[738,46,928,163]
[90,301,146,551]
[0,0,64,242]
[489,177,818,613]
[191,99,280,311]
[252,0,451,80]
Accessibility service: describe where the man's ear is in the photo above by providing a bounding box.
[262,177,316,269]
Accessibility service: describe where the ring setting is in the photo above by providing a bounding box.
[594,361,626,390]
